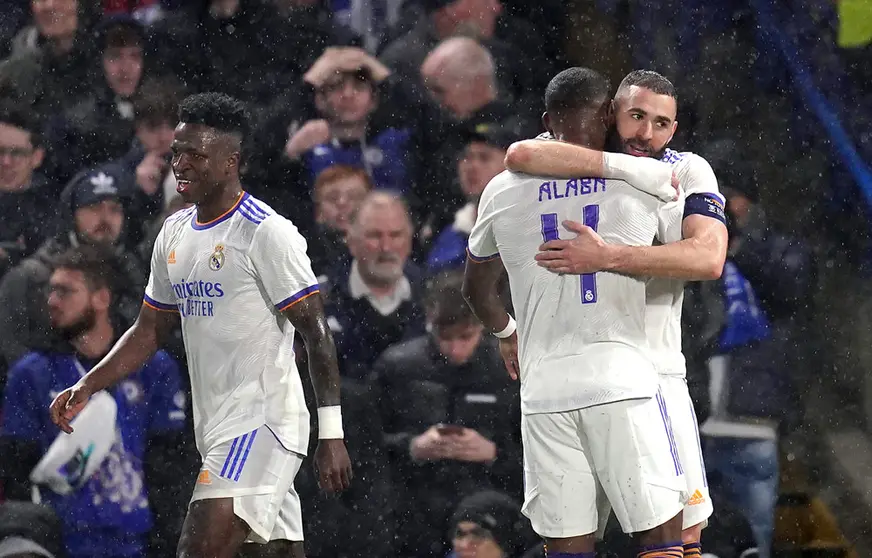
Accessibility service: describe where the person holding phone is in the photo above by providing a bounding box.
[369,271,522,557]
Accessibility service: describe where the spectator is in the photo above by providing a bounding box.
[309,164,373,280]
[0,502,64,558]
[426,123,514,274]
[0,101,56,278]
[695,167,814,558]
[0,164,147,369]
[0,245,189,558]
[149,0,295,109]
[448,491,535,558]
[369,271,522,556]
[325,191,425,378]
[272,0,362,71]
[0,0,99,122]
[379,0,547,109]
[114,76,185,231]
[45,16,148,184]
[414,37,532,239]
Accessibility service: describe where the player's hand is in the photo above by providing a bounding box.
[535,220,609,275]
[314,438,353,493]
[449,428,497,463]
[410,426,452,461]
[49,382,93,434]
[285,120,330,160]
[498,333,520,381]
[136,152,169,196]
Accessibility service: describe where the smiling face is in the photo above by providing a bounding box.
[171,122,240,205]
[613,85,678,159]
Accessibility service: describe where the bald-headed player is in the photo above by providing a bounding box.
[505,70,728,558]
[50,93,352,558]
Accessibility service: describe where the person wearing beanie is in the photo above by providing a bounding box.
[449,491,533,558]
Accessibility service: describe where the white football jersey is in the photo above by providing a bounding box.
[468,171,682,415]
[645,149,725,376]
[144,193,318,455]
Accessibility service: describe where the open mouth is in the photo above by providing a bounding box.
[626,145,651,157]
[176,179,193,193]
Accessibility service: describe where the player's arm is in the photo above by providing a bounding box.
[50,304,179,433]
[504,139,677,201]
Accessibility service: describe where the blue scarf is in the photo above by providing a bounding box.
[718,260,772,351]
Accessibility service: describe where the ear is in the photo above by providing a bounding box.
[226,151,240,173]
[32,147,45,169]
[92,286,112,313]
[541,111,551,134]
[314,91,329,116]
[667,119,678,145]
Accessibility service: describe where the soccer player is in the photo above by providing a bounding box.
[462,67,687,558]
[504,70,729,558]
[49,93,353,558]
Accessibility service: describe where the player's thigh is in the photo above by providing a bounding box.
[580,395,686,534]
[238,539,305,558]
[191,425,304,545]
[660,376,713,530]
[521,410,600,539]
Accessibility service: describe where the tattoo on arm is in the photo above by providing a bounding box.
[281,293,341,407]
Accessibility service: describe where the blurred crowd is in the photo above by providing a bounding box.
[0,0,852,557]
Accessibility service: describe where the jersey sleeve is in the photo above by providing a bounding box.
[656,199,686,245]
[249,216,320,312]
[145,352,187,434]
[143,222,179,313]
[675,155,727,225]
[467,186,499,261]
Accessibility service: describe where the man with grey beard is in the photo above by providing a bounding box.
[323,191,426,379]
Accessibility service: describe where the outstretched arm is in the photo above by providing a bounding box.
[505,140,677,201]
[282,293,352,493]
[50,304,178,432]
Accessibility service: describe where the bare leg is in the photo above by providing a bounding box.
[635,510,684,549]
[177,499,251,558]
[238,539,305,558]
[544,533,597,554]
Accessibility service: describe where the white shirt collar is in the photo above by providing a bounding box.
[348,259,412,316]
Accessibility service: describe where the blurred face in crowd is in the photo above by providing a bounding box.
[172,123,241,204]
[612,85,677,159]
[348,197,412,287]
[47,268,109,340]
[432,321,483,365]
[75,200,124,245]
[32,0,78,43]
[452,521,505,558]
[444,0,502,39]
[315,74,376,126]
[103,44,144,98]
[315,175,371,233]
[136,119,175,155]
[458,141,505,200]
[0,123,44,192]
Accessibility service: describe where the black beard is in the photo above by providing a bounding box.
[53,307,97,341]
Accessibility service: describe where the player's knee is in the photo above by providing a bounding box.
[544,533,597,554]
[681,522,703,544]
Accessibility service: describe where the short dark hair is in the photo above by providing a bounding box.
[101,21,144,51]
[52,245,117,293]
[425,271,477,329]
[544,67,611,113]
[0,100,42,147]
[617,70,677,103]
[177,92,250,139]
[134,78,185,127]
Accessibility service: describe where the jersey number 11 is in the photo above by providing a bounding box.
[540,205,600,304]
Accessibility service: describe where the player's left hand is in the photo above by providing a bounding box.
[535,220,610,275]
[498,333,520,381]
[314,439,353,493]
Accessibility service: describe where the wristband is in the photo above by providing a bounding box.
[317,406,344,439]
[493,315,516,339]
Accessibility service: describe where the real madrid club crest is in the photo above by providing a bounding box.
[209,244,225,271]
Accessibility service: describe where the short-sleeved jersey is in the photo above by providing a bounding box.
[144,192,319,455]
[468,171,682,415]
[645,149,726,376]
